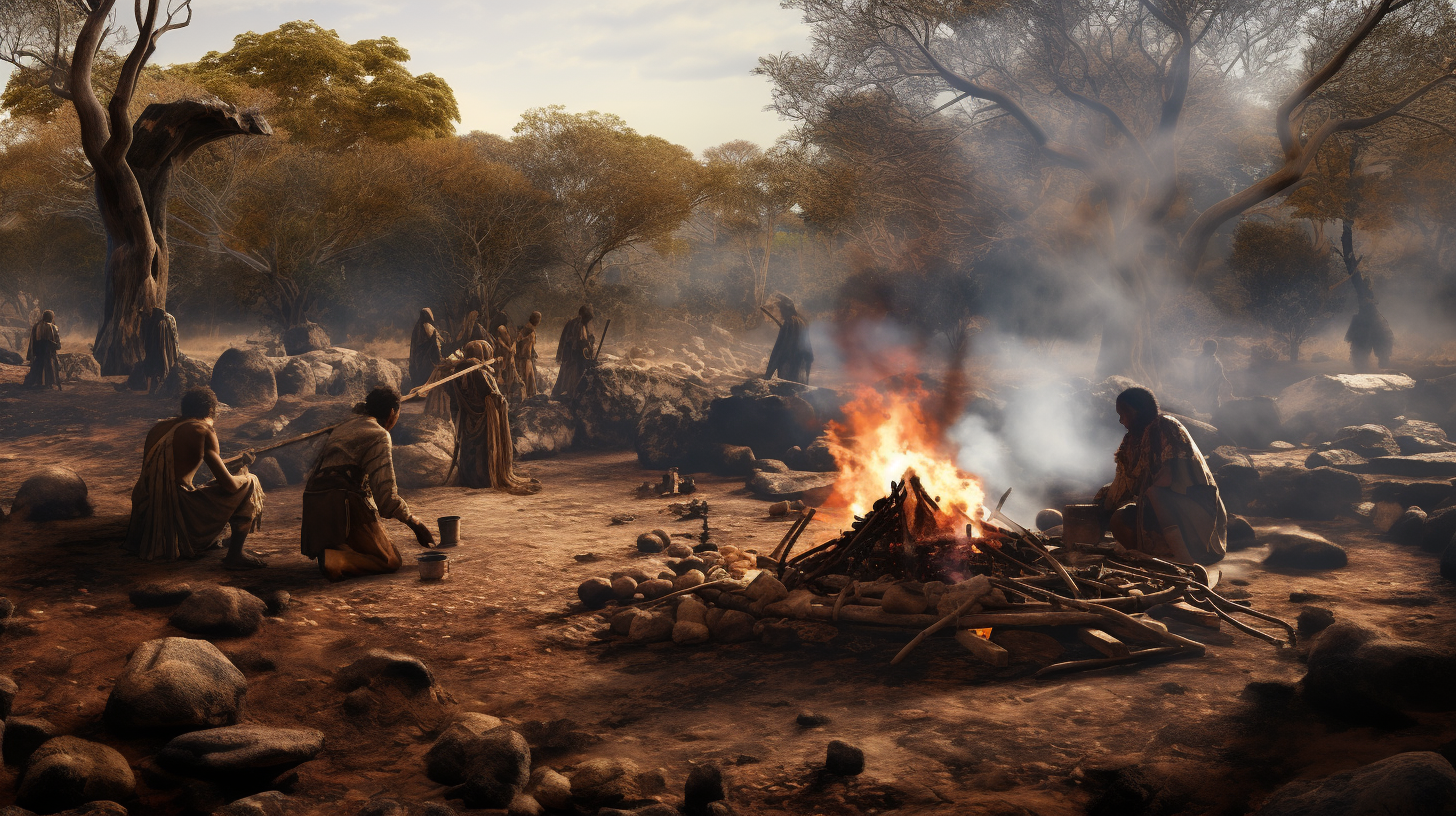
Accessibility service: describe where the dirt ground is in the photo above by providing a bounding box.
[2,373,1455,816]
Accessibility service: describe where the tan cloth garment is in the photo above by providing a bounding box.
[515,324,538,398]
[301,465,402,581]
[451,344,539,494]
[126,420,264,561]
[551,317,594,399]
[1099,414,1227,565]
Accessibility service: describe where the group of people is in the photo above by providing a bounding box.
[409,308,545,403]
[20,305,179,394]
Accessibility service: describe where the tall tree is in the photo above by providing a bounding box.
[701,140,800,320]
[511,106,703,296]
[0,0,270,374]
[762,0,1456,381]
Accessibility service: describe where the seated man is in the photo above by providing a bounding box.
[126,387,266,568]
[301,386,434,581]
[1096,386,1227,566]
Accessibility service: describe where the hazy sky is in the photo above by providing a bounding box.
[1,0,813,154]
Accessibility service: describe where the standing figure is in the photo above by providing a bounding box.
[301,387,435,581]
[408,308,444,391]
[1191,339,1230,414]
[141,307,180,395]
[450,340,540,494]
[516,311,542,398]
[457,309,487,352]
[493,325,518,400]
[1096,387,1227,567]
[552,305,597,400]
[126,387,266,568]
[24,309,61,390]
[1346,288,1394,371]
[765,295,813,384]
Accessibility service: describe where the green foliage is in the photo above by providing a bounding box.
[1230,220,1337,361]
[185,20,460,148]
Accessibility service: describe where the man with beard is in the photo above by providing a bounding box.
[409,308,444,391]
[301,386,435,580]
[765,295,813,384]
[551,305,596,400]
[449,340,540,494]
[140,307,180,395]
[516,311,542,398]
[1097,387,1227,567]
[24,309,61,390]
[126,387,266,569]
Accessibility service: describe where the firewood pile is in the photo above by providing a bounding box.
[579,474,1295,677]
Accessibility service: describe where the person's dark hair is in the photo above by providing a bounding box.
[41,309,54,322]
[355,386,401,421]
[1203,339,1218,355]
[579,304,594,322]
[1115,387,1160,425]
[180,387,219,419]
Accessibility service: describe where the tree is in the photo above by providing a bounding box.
[511,106,703,297]
[1230,220,1336,361]
[761,0,1456,381]
[0,0,271,374]
[182,21,460,149]
[400,135,554,329]
[701,140,800,319]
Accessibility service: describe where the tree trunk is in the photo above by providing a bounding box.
[91,100,270,374]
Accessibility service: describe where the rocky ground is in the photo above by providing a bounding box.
[2,368,1456,815]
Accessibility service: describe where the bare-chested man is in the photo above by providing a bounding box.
[126,387,266,569]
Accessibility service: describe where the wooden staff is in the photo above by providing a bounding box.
[593,319,611,361]
[222,361,487,467]
[759,305,783,327]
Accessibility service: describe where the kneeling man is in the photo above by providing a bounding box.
[1097,387,1227,566]
[301,386,434,581]
[127,387,266,568]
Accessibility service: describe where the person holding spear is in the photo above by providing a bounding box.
[551,304,599,400]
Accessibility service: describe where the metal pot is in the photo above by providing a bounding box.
[1061,504,1106,546]
[437,515,461,548]
[418,552,450,581]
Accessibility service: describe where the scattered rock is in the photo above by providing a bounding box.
[611,576,638,601]
[1368,452,1456,478]
[425,714,505,784]
[578,578,615,610]
[281,323,331,356]
[825,740,865,776]
[314,349,402,402]
[1251,751,1456,816]
[1227,516,1258,551]
[569,757,650,810]
[336,650,449,703]
[105,637,246,734]
[129,582,193,609]
[797,712,830,727]
[273,358,317,397]
[443,726,531,809]
[1331,424,1400,457]
[17,737,135,814]
[711,444,757,477]
[159,354,213,401]
[672,570,705,592]
[211,348,278,409]
[251,457,288,489]
[1422,508,1456,553]
[1372,479,1454,510]
[1034,509,1063,531]
[637,579,674,600]
[10,467,93,522]
[636,532,667,553]
[392,442,454,489]
[55,352,101,383]
[170,586,267,637]
[158,725,323,781]
[746,470,837,502]
[528,767,573,811]
[1304,449,1368,470]
[1205,445,1253,472]
[256,590,290,617]
[635,402,710,469]
[684,764,726,814]
[707,609,756,643]
[0,674,15,720]
[511,399,575,460]
[1296,607,1335,638]
[743,572,788,605]
[1263,528,1348,570]
[628,613,674,644]
[1304,622,1456,725]
[214,791,294,816]
[506,793,544,816]
[3,716,59,766]
[1390,507,1428,546]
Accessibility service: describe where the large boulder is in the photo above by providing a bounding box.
[104,637,247,734]
[1248,467,1362,520]
[159,354,213,401]
[169,587,267,637]
[211,348,278,409]
[1371,480,1456,510]
[3,716,59,766]
[1367,452,1456,478]
[436,725,531,808]
[269,403,354,483]
[1304,449,1367,471]
[1303,621,1456,724]
[1393,418,1455,455]
[157,725,324,781]
[17,737,135,814]
[55,352,101,383]
[1213,397,1282,448]
[273,358,317,397]
[511,398,575,460]
[281,323,331,356]
[10,467,93,522]
[1331,424,1400,457]
[0,346,22,366]
[425,713,505,784]
[1252,752,1456,816]
[1278,374,1416,438]
[573,363,716,448]
[635,402,710,469]
[1214,464,1261,514]
[707,392,821,462]
[1262,528,1348,570]
[1421,508,1456,553]
[297,349,401,402]
[569,757,654,810]
[747,470,837,503]
[393,443,453,489]
[390,412,454,450]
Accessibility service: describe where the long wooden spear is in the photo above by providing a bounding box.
[222,361,488,467]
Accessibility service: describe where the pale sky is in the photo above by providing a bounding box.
[2,0,813,154]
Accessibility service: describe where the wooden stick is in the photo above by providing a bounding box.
[759,305,783,327]
[593,319,611,360]
[890,591,985,665]
[955,629,1010,666]
[776,508,816,574]
[803,605,1103,629]
[1033,646,1193,678]
[990,578,1205,657]
[1076,627,1130,658]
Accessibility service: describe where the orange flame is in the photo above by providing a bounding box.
[824,385,986,537]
